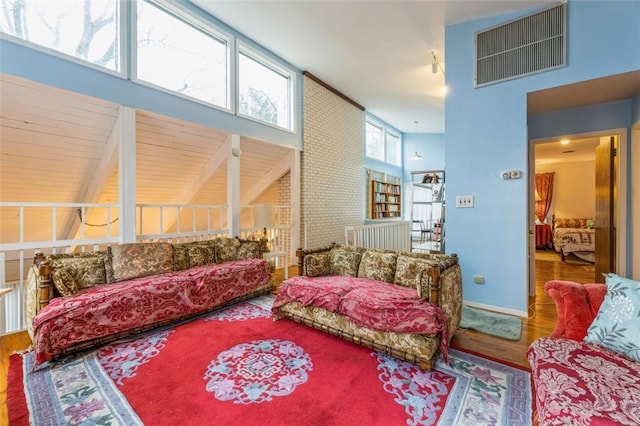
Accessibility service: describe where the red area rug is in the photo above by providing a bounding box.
[9,296,532,425]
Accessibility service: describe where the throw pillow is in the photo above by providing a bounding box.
[214,238,241,263]
[237,241,261,259]
[110,243,174,282]
[50,256,106,289]
[357,251,397,283]
[328,246,362,277]
[188,245,216,267]
[304,253,330,277]
[51,268,79,296]
[584,274,640,361]
[544,280,607,341]
[172,243,191,271]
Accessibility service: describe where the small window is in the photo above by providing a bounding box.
[135,0,230,108]
[366,119,401,165]
[0,0,120,72]
[386,132,401,166]
[238,44,294,130]
[365,121,384,161]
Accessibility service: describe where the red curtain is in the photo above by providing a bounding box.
[535,172,554,223]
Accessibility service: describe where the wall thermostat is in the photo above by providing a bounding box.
[510,170,522,179]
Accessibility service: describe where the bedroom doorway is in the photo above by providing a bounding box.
[530,129,626,293]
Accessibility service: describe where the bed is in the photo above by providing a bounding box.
[551,216,595,262]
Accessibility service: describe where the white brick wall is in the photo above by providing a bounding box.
[301,77,364,249]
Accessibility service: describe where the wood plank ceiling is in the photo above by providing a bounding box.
[0,74,293,243]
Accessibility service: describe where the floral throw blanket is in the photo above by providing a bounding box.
[272,275,449,360]
[33,259,272,367]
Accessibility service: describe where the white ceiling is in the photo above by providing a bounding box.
[191,0,551,133]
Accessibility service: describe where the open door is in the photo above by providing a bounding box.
[594,136,616,282]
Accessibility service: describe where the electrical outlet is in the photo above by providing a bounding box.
[473,275,485,284]
[456,195,474,208]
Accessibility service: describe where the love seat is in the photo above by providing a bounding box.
[527,277,640,425]
[272,244,462,370]
[25,238,274,368]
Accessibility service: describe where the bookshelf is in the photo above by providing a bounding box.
[368,170,402,220]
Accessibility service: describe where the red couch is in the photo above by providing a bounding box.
[26,239,273,368]
[527,280,640,425]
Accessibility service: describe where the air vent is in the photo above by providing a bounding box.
[475,3,566,87]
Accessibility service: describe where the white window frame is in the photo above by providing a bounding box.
[236,41,296,133]
[385,131,402,166]
[0,0,126,78]
[131,0,233,112]
[366,117,401,165]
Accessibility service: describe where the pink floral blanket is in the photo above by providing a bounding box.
[33,259,271,367]
[273,275,449,360]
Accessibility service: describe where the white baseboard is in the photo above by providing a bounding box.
[462,300,528,318]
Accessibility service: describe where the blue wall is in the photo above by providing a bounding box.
[402,133,445,183]
[445,0,640,314]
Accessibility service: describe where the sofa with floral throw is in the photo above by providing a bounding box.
[25,238,274,368]
[272,244,462,370]
[527,276,640,425]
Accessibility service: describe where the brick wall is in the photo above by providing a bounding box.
[301,76,364,249]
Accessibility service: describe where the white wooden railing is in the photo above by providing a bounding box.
[0,202,291,335]
[345,221,411,252]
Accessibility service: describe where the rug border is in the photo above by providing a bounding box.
[7,353,29,424]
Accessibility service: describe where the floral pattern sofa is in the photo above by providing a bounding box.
[26,238,274,368]
[272,244,462,370]
[527,276,640,425]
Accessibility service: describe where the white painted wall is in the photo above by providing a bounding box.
[536,160,595,222]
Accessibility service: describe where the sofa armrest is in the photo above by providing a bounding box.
[413,254,461,344]
[296,244,335,276]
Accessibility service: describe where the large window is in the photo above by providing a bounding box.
[135,0,230,109]
[366,119,401,165]
[0,0,120,72]
[238,44,294,130]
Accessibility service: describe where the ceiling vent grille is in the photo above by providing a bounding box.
[475,3,566,87]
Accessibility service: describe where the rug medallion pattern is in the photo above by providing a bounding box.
[204,339,313,404]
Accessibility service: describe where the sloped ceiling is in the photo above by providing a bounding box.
[0,74,293,244]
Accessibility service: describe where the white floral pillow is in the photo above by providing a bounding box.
[584,273,640,361]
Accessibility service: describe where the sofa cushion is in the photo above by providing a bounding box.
[237,241,261,259]
[357,251,397,283]
[110,243,174,282]
[188,245,216,267]
[584,273,640,361]
[173,243,191,271]
[214,238,241,262]
[544,280,606,340]
[528,337,640,425]
[329,245,362,277]
[303,253,330,277]
[51,268,79,296]
[50,255,106,289]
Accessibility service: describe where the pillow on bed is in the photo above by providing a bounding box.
[554,218,588,228]
[584,274,640,361]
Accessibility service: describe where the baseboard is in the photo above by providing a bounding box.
[462,300,528,318]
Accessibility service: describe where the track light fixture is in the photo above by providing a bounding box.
[431,51,444,75]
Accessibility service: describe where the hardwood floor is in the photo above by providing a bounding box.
[0,253,595,423]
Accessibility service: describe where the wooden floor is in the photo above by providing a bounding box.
[0,251,595,423]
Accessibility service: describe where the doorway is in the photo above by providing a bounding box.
[529,129,627,295]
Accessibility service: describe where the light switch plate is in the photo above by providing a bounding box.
[456,195,474,208]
